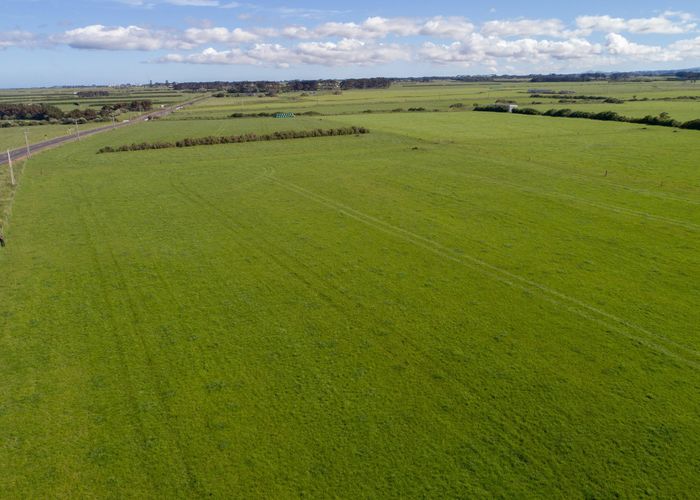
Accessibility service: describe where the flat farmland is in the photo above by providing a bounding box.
[168,80,700,121]
[0,121,111,153]
[1,89,699,497]
[0,87,198,111]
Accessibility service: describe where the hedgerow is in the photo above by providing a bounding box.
[474,105,700,131]
[229,111,320,118]
[97,126,370,154]
[680,119,700,130]
[473,104,511,113]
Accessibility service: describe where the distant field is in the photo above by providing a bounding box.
[0,87,204,151]
[1,81,699,497]
[168,80,700,122]
[0,86,197,111]
[0,121,115,153]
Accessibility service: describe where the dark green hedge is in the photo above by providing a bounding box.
[98,126,370,154]
[474,105,700,131]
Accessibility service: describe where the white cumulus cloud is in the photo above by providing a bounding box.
[577,12,697,35]
[482,18,569,38]
[183,27,258,44]
[606,33,678,61]
[57,25,195,50]
[157,39,411,67]
[19,10,700,72]
[0,30,39,49]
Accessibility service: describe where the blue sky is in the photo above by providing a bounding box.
[2,0,700,87]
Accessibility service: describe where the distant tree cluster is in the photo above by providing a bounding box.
[173,78,393,94]
[670,71,700,82]
[97,126,370,154]
[474,104,700,131]
[528,70,700,83]
[530,73,609,82]
[0,100,153,125]
[0,103,64,121]
[453,75,499,82]
[76,90,110,98]
[169,69,700,92]
[286,80,322,92]
[101,100,154,113]
[340,78,393,90]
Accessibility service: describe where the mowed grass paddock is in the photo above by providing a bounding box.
[1,102,699,497]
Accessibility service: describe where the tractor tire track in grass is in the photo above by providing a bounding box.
[75,182,205,496]
[74,184,155,485]
[122,179,224,387]
[513,157,700,207]
[169,169,549,477]
[384,125,699,207]
[169,174,352,319]
[371,170,693,279]
[73,184,167,491]
[409,161,700,233]
[466,147,700,207]
[263,170,700,370]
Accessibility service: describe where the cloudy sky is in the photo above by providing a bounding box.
[2,0,700,87]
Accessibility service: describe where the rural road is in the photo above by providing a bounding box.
[0,95,209,166]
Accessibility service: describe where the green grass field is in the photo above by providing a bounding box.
[1,81,699,497]
[0,121,114,153]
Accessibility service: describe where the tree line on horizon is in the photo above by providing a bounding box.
[172,78,395,94]
[168,70,700,93]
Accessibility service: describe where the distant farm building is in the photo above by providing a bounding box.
[508,104,519,113]
[275,113,295,118]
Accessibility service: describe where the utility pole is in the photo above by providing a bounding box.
[74,119,81,141]
[24,129,31,157]
[7,150,16,187]
[111,115,116,130]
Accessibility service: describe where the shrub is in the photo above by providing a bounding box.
[98,127,370,153]
[680,119,700,130]
[631,115,681,127]
[591,111,625,122]
[513,107,541,115]
[474,104,510,113]
[544,108,573,117]
[569,111,595,119]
